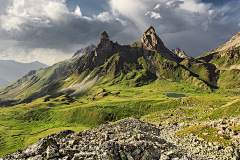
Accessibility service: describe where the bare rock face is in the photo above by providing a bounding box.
[141,26,165,52]
[171,47,188,58]
[140,26,180,62]
[100,31,110,43]
[93,31,113,64]
[73,31,114,74]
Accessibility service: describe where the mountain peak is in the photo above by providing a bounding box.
[171,47,188,58]
[144,26,155,34]
[141,26,165,52]
[100,31,109,43]
[140,26,181,62]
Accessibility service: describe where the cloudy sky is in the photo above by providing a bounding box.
[0,0,239,65]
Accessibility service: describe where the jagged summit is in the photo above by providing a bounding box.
[144,26,155,33]
[140,26,181,62]
[171,47,188,58]
[141,26,165,52]
[100,31,110,43]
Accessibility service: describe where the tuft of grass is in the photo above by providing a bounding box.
[176,125,232,146]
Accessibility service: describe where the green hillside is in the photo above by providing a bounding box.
[0,61,70,103]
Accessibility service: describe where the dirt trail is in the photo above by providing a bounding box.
[220,98,239,109]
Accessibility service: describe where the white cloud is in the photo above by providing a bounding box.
[0,0,70,31]
[0,0,124,65]
[109,0,149,30]
[93,12,111,21]
[153,4,161,10]
[178,0,210,13]
[72,5,92,20]
[145,12,162,19]
[73,5,82,17]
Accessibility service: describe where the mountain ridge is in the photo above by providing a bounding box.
[71,44,96,61]
[1,26,240,102]
[0,60,48,88]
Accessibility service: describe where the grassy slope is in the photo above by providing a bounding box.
[1,42,240,156]
[0,61,69,102]
[1,77,239,156]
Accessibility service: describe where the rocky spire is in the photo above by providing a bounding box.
[171,47,188,58]
[100,31,110,43]
[141,26,180,62]
[140,26,165,52]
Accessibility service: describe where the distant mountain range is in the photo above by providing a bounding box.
[0,45,95,102]
[0,60,48,88]
[1,26,240,103]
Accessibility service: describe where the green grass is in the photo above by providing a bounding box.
[198,97,240,120]
[0,79,239,156]
[176,125,232,146]
[2,46,240,156]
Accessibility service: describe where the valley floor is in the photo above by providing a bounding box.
[1,80,240,158]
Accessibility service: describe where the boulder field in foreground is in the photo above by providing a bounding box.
[1,118,239,160]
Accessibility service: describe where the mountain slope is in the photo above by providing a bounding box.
[4,26,240,103]
[197,31,240,88]
[42,27,211,98]
[0,60,48,87]
[0,61,70,102]
[0,44,97,102]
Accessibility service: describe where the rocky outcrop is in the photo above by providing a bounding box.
[141,26,165,52]
[1,118,239,160]
[140,26,181,63]
[181,117,240,147]
[171,47,188,58]
[60,31,115,77]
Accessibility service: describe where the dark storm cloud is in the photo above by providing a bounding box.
[9,17,124,51]
[0,0,239,65]
[0,0,124,52]
[110,0,240,57]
